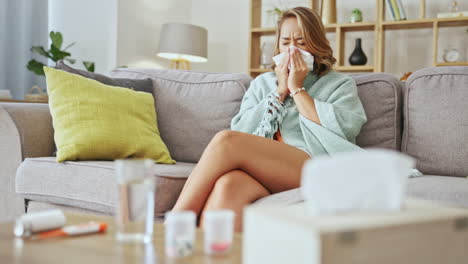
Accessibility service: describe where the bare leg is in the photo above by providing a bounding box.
[199,169,270,232]
[172,130,310,215]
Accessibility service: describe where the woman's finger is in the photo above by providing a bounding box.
[279,47,289,67]
[294,51,306,71]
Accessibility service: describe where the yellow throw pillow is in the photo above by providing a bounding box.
[44,67,175,164]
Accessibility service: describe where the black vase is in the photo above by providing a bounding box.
[348,38,367,65]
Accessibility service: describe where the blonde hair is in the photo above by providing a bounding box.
[273,7,336,76]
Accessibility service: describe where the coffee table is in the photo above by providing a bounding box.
[0,212,242,263]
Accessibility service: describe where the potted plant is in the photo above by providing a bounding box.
[26,31,95,100]
[266,1,286,27]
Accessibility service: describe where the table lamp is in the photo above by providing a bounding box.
[157,23,208,70]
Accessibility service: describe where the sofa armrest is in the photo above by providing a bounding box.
[0,102,54,221]
[0,103,55,159]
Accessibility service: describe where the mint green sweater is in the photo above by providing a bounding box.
[230,71,367,157]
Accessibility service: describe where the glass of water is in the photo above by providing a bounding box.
[115,159,155,243]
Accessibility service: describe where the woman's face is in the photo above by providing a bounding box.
[279,17,311,53]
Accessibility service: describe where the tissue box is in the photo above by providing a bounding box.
[243,200,468,264]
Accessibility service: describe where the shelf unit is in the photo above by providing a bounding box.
[0,98,48,104]
[248,0,468,77]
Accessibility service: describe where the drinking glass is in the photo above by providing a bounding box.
[115,159,155,243]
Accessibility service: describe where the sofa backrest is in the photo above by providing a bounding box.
[353,73,403,151]
[110,68,406,161]
[110,68,252,163]
[402,66,468,177]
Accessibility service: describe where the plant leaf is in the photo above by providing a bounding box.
[27,59,46,75]
[64,58,76,64]
[63,41,76,51]
[49,44,71,62]
[49,31,63,49]
[83,61,95,72]
[30,46,52,59]
[274,7,283,16]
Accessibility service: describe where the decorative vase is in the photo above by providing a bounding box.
[320,0,336,25]
[349,38,367,65]
[260,41,274,69]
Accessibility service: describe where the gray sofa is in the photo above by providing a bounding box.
[1,66,467,222]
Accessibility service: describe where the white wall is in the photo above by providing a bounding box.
[48,0,118,74]
[116,0,249,73]
[116,0,192,69]
[190,0,250,73]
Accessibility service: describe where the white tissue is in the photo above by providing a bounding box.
[301,149,415,215]
[272,45,314,71]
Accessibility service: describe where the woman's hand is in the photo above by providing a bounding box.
[274,47,290,102]
[288,47,309,93]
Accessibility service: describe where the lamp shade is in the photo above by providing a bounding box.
[157,23,208,63]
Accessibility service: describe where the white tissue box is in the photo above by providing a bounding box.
[243,200,468,264]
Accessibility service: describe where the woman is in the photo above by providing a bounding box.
[172,7,367,231]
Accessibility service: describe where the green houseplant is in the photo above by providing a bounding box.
[27,31,95,76]
[266,7,285,26]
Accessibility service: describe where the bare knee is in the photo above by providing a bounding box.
[205,130,242,157]
[211,170,269,203]
[211,130,239,145]
[211,170,243,199]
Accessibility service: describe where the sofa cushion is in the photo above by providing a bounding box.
[56,60,153,94]
[109,68,252,163]
[407,175,468,208]
[352,73,403,150]
[44,67,175,164]
[15,157,192,216]
[402,66,468,176]
[254,175,468,209]
[253,189,303,206]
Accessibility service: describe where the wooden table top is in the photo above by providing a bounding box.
[0,212,242,264]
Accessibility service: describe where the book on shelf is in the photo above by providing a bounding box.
[386,0,396,20]
[396,0,407,20]
[387,0,407,21]
[390,0,401,20]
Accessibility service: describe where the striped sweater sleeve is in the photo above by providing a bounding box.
[230,77,287,138]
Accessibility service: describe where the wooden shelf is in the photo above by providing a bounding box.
[435,62,468,67]
[383,16,468,30]
[382,18,434,30]
[437,16,468,27]
[336,65,374,72]
[326,22,376,32]
[248,0,468,77]
[251,27,276,35]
